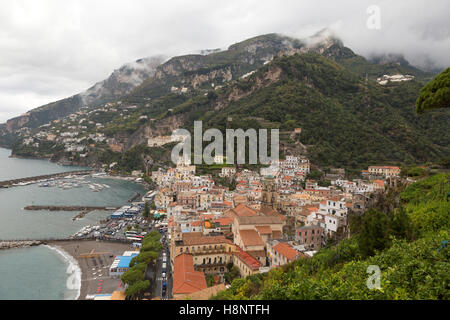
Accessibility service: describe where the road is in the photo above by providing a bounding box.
[152,232,173,300]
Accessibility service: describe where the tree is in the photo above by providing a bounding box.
[224,266,241,284]
[306,169,324,181]
[206,274,216,287]
[125,280,150,299]
[416,67,450,113]
[121,268,145,285]
[357,209,391,257]
[143,201,150,220]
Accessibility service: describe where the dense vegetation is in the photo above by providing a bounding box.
[213,173,450,300]
[416,68,450,114]
[171,53,450,170]
[121,231,163,299]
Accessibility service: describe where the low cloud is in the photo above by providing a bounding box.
[0,0,449,122]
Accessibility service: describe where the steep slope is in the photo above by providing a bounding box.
[145,53,449,170]
[5,31,447,172]
[213,173,450,300]
[2,56,165,133]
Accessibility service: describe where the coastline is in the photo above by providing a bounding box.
[44,244,82,300]
[46,240,133,300]
[3,148,151,189]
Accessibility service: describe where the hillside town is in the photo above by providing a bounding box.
[128,155,401,299]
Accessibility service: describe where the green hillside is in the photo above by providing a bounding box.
[143,53,449,170]
[213,173,450,300]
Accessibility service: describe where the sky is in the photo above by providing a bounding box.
[1,0,449,122]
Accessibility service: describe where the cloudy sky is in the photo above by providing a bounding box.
[1,0,449,122]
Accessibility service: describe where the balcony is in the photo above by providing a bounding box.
[189,248,227,255]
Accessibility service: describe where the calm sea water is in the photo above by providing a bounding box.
[0,148,146,299]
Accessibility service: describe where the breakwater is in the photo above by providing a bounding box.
[0,240,42,250]
[24,205,119,212]
[0,169,93,188]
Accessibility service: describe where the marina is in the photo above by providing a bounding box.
[0,170,93,188]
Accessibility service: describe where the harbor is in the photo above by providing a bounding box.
[0,170,93,188]
[0,147,150,299]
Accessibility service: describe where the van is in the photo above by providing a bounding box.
[162,263,167,272]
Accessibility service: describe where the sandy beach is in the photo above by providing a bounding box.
[47,240,134,300]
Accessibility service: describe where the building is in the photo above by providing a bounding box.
[172,254,207,299]
[170,234,235,280]
[368,166,401,178]
[267,241,303,268]
[296,225,323,250]
[109,251,139,278]
[232,247,262,277]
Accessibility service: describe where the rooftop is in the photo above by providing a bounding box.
[273,242,301,261]
[239,229,265,247]
[173,254,207,295]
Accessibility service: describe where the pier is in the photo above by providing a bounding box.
[0,169,94,188]
[24,205,119,212]
[0,237,136,250]
[24,205,119,221]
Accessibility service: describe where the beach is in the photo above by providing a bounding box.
[47,240,134,300]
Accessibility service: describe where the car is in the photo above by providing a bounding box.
[162,272,166,278]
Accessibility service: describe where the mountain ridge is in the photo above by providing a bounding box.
[1,30,433,136]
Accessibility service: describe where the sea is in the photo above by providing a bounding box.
[0,147,147,299]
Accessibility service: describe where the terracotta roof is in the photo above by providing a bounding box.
[183,235,228,246]
[190,220,203,227]
[214,217,233,226]
[373,180,384,187]
[272,231,283,239]
[182,232,203,240]
[239,229,265,247]
[255,226,273,235]
[259,206,287,221]
[273,242,300,261]
[233,247,261,270]
[237,215,283,225]
[247,250,266,258]
[230,204,258,217]
[173,254,207,295]
[328,196,342,202]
